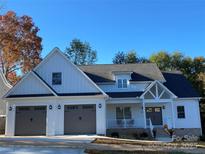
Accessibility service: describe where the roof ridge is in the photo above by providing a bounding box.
[79,63,157,67]
[162,70,183,74]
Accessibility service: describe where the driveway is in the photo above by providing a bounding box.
[0,146,85,154]
[0,135,98,143]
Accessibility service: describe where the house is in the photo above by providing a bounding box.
[0,71,12,133]
[3,48,202,138]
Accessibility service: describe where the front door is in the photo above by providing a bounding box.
[146,107,162,125]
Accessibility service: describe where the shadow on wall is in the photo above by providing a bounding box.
[0,117,5,134]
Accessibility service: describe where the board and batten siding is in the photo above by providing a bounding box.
[5,97,106,136]
[173,99,201,129]
[35,51,100,94]
[99,82,149,92]
[9,73,51,95]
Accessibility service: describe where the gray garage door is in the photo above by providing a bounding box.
[15,106,46,136]
[64,105,96,134]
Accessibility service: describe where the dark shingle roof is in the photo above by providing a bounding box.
[79,63,165,82]
[163,71,199,98]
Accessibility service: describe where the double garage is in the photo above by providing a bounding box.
[15,104,96,136]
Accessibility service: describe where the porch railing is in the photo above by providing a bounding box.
[146,118,154,137]
[107,119,136,128]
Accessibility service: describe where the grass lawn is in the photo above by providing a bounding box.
[86,150,188,154]
[93,138,197,147]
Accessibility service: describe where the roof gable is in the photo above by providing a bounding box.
[34,48,106,95]
[5,71,56,98]
[140,80,177,99]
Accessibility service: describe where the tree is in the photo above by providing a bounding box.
[170,52,184,70]
[113,50,149,64]
[149,51,171,70]
[0,11,42,84]
[149,51,205,97]
[126,51,137,63]
[112,51,126,64]
[65,39,97,65]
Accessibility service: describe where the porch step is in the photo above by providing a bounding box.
[154,128,171,138]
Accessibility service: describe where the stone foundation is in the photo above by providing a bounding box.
[172,128,202,141]
[106,128,202,141]
[106,128,152,139]
[173,128,202,137]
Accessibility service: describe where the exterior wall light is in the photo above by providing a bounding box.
[9,106,12,111]
[49,105,52,110]
[58,104,61,110]
[98,103,102,109]
[163,106,165,109]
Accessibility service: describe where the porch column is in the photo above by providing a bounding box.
[46,104,56,136]
[171,100,175,128]
[96,99,106,135]
[5,103,15,136]
[142,100,146,128]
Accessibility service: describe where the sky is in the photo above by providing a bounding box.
[1,0,205,64]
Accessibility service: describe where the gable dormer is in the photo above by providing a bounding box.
[112,71,132,89]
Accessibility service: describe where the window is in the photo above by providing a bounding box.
[52,72,62,85]
[117,79,122,88]
[177,106,185,119]
[124,107,131,119]
[123,79,128,88]
[116,107,123,119]
[82,105,94,109]
[117,79,128,88]
[116,107,132,119]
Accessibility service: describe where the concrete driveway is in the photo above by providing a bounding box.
[0,136,94,154]
[0,135,98,144]
[0,146,85,154]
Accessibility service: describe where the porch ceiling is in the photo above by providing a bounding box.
[106,92,143,98]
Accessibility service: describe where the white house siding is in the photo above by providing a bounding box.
[35,51,100,94]
[9,73,51,95]
[5,97,106,136]
[106,103,145,128]
[99,82,150,92]
[173,99,201,129]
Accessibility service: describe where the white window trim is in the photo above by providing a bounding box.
[117,79,128,88]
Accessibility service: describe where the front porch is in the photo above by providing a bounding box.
[106,102,174,129]
[106,81,177,139]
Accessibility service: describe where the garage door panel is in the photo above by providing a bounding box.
[64,105,96,134]
[15,106,46,136]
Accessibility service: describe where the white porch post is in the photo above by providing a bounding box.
[46,104,56,136]
[142,100,146,128]
[171,100,175,128]
[5,103,15,136]
[96,99,106,135]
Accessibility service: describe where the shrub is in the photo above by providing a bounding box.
[132,133,139,139]
[140,132,148,138]
[111,132,119,138]
[200,135,205,141]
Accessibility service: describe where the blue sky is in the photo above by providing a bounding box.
[2,0,205,64]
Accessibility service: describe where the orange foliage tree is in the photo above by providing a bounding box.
[0,11,42,84]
